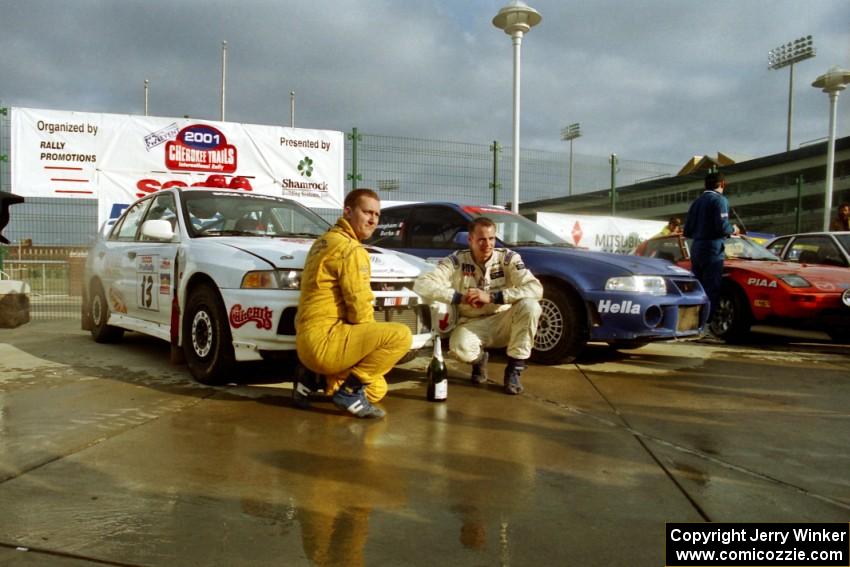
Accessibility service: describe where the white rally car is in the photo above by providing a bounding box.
[82,187,433,384]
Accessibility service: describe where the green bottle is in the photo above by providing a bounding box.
[426,333,448,402]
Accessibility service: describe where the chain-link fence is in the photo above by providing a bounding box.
[347,130,675,207]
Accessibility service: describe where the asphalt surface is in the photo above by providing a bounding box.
[1,320,848,566]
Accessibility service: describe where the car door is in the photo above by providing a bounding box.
[103,197,152,321]
[126,192,180,326]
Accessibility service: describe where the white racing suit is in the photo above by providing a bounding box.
[414,249,543,363]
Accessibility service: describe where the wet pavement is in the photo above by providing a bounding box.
[1,321,848,566]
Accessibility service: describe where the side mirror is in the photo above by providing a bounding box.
[141,219,175,241]
[452,231,469,247]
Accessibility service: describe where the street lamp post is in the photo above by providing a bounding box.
[561,123,581,196]
[220,40,227,121]
[492,1,541,214]
[768,35,816,152]
[811,66,850,231]
[609,153,618,216]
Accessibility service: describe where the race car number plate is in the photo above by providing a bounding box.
[676,305,701,331]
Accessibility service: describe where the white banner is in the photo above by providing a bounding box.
[533,212,666,254]
[11,107,344,225]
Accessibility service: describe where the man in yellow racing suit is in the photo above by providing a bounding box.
[294,189,412,418]
[414,217,543,395]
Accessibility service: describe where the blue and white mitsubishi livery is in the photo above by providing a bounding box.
[367,203,709,364]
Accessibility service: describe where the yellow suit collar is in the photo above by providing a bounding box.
[333,217,359,241]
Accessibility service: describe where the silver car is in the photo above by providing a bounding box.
[765,231,850,268]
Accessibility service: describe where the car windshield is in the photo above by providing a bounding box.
[182,191,330,238]
[467,208,574,248]
[688,235,780,260]
[836,234,850,255]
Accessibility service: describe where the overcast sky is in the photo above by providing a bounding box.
[1,0,848,166]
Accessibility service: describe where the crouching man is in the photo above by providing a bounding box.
[294,189,412,418]
[414,217,543,394]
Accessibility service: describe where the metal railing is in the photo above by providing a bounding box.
[0,258,82,319]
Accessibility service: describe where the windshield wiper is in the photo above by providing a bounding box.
[198,229,257,236]
[508,240,546,247]
[278,231,322,238]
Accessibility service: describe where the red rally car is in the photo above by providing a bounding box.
[634,234,850,342]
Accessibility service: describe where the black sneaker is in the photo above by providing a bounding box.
[470,351,489,384]
[503,358,526,395]
[292,363,320,409]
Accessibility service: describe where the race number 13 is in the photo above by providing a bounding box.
[137,273,159,311]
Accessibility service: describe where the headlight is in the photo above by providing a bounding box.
[777,274,811,288]
[604,275,667,295]
[241,269,302,290]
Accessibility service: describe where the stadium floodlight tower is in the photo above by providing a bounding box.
[812,66,850,231]
[561,123,581,196]
[768,35,816,152]
[493,0,541,213]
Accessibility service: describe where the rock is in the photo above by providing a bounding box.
[0,280,31,328]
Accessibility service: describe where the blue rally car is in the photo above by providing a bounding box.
[366,203,709,364]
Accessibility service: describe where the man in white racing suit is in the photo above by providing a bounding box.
[414,217,543,395]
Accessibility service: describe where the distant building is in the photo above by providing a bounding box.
[519,137,850,236]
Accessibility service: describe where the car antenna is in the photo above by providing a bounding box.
[731,207,748,235]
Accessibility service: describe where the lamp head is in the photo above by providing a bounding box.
[492,1,542,35]
[812,66,850,94]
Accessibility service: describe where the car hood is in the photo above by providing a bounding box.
[216,237,427,279]
[725,259,850,290]
[518,246,694,277]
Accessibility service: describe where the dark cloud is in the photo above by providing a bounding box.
[1,0,847,165]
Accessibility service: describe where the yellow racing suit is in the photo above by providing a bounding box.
[414,248,543,363]
[295,218,412,403]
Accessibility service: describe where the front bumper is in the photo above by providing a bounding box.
[586,284,709,342]
[220,288,431,361]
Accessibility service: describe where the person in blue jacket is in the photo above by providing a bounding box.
[683,171,739,320]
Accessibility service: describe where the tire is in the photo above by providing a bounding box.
[89,280,124,343]
[607,340,650,351]
[182,284,235,384]
[531,284,588,365]
[709,285,752,343]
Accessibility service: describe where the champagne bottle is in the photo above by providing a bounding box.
[427,333,448,402]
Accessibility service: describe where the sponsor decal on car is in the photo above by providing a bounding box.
[747,277,777,288]
[159,273,171,295]
[598,299,641,314]
[138,255,156,272]
[229,304,273,330]
[109,287,128,314]
[380,297,410,307]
